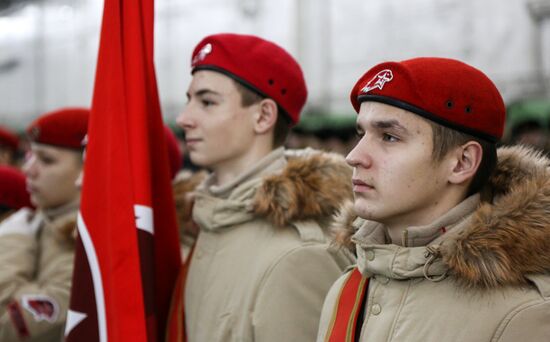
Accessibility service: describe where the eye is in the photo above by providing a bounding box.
[201,99,215,107]
[40,156,55,165]
[382,133,399,142]
[355,131,365,138]
[37,153,56,165]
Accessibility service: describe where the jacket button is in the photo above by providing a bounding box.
[371,304,381,315]
[365,250,375,261]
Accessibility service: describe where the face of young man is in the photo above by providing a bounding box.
[346,102,454,228]
[177,70,258,172]
[23,143,82,209]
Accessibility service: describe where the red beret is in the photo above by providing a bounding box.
[164,126,182,180]
[0,166,32,210]
[27,108,90,149]
[350,57,505,142]
[190,33,308,125]
[0,126,19,152]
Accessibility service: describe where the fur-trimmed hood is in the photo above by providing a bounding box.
[189,148,353,232]
[334,145,550,289]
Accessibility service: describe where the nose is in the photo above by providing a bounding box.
[346,137,372,169]
[75,170,83,188]
[22,153,38,179]
[176,104,196,131]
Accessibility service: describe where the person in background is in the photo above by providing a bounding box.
[286,113,359,155]
[0,126,21,167]
[172,33,355,341]
[0,108,88,341]
[170,124,202,173]
[505,98,550,155]
[164,125,183,180]
[317,57,550,341]
[0,166,32,222]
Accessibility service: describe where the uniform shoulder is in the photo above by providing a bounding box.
[494,289,550,342]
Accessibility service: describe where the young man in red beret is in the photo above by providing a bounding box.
[317,58,550,341]
[0,107,88,341]
[174,33,354,341]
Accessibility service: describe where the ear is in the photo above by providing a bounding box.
[253,99,278,134]
[448,141,483,185]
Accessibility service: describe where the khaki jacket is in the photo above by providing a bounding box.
[184,148,355,342]
[317,146,550,342]
[0,201,78,341]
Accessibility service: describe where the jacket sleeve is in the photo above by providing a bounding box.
[495,300,550,342]
[252,244,350,342]
[0,230,75,341]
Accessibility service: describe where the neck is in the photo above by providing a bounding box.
[384,187,468,245]
[42,196,80,221]
[213,141,274,186]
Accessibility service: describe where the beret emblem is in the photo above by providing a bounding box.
[192,43,212,66]
[361,69,393,94]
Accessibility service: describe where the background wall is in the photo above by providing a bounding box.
[0,0,549,129]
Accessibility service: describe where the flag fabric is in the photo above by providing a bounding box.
[65,0,181,340]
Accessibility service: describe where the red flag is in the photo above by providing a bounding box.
[65,0,181,340]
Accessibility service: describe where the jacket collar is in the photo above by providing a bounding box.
[200,147,286,198]
[352,196,478,280]
[38,197,79,240]
[193,148,285,231]
[193,148,353,231]
[41,197,80,224]
[352,195,479,248]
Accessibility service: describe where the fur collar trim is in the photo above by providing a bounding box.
[443,145,550,288]
[252,149,353,227]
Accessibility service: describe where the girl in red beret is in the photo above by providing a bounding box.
[0,108,88,341]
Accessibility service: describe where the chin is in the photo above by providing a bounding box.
[29,196,41,209]
[354,199,388,222]
[188,153,211,168]
[353,200,372,220]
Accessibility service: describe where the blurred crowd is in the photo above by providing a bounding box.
[3,98,550,179]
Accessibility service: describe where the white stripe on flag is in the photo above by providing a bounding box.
[73,212,107,342]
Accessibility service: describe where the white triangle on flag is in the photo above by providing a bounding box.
[134,204,154,234]
[64,309,87,336]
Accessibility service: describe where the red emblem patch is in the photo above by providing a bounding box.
[21,295,59,323]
